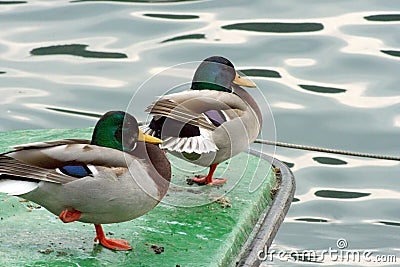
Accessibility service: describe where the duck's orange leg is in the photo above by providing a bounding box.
[191,164,227,185]
[94,224,132,251]
[59,209,81,223]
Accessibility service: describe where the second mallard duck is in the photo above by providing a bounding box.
[143,56,262,185]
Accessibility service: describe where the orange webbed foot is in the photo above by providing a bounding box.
[94,224,132,251]
[191,175,227,185]
[188,163,227,185]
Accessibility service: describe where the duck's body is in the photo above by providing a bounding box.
[3,143,165,224]
[143,56,262,185]
[0,111,170,250]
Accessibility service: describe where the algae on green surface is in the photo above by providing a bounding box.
[0,129,275,267]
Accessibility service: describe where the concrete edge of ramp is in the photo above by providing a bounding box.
[237,149,296,266]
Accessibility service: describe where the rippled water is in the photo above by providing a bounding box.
[1,0,400,266]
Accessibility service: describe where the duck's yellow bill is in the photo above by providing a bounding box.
[138,129,163,144]
[233,72,256,88]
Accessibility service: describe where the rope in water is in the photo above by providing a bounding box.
[139,119,399,161]
[254,139,400,161]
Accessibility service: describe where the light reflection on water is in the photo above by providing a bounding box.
[0,0,400,265]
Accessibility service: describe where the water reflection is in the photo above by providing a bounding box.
[295,218,328,223]
[282,161,295,168]
[0,1,26,4]
[161,34,205,43]
[381,50,400,58]
[378,221,400,227]
[222,22,324,33]
[73,0,201,3]
[30,44,127,59]
[364,14,400,22]
[144,13,199,20]
[315,190,370,199]
[292,197,300,203]
[299,85,346,94]
[239,69,281,78]
[313,157,347,165]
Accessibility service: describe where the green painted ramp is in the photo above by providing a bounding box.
[0,128,284,267]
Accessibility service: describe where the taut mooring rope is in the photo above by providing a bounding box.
[139,117,399,161]
[255,139,400,161]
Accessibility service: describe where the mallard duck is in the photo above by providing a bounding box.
[143,56,262,185]
[0,111,171,251]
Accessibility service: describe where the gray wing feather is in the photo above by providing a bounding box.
[146,99,216,131]
[12,139,90,150]
[0,156,77,184]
